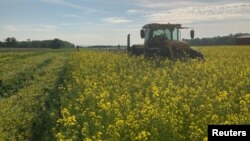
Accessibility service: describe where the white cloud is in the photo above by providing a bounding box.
[3,26,19,32]
[62,13,82,18]
[126,9,139,14]
[2,24,57,32]
[143,3,250,24]
[129,0,199,10]
[56,33,105,45]
[141,1,192,9]
[103,17,132,24]
[40,0,107,14]
[60,23,71,26]
[33,25,57,32]
[41,0,84,9]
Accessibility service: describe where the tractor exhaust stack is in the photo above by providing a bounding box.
[127,34,130,52]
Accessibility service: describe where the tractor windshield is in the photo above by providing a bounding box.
[152,27,179,40]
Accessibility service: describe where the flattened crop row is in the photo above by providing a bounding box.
[0,52,70,141]
[0,51,44,63]
[0,52,53,81]
[0,58,52,98]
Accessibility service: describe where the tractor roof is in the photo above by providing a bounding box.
[142,23,182,29]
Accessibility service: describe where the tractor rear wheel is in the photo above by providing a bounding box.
[188,48,204,60]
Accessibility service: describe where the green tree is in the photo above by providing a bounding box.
[5,37,17,47]
[51,38,62,49]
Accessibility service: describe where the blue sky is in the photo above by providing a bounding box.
[0,0,250,45]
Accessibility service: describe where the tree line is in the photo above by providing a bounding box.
[0,37,75,49]
[183,33,250,46]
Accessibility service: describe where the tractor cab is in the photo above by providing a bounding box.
[141,24,182,40]
[140,23,194,57]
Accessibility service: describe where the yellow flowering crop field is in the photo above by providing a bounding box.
[56,46,249,141]
[0,46,249,141]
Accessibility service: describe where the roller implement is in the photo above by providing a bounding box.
[127,23,204,59]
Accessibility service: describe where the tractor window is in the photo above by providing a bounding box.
[152,29,171,39]
[152,29,164,37]
[165,29,171,39]
[172,28,178,40]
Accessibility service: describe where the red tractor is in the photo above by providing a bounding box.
[127,23,204,59]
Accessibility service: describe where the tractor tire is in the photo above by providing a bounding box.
[188,48,204,60]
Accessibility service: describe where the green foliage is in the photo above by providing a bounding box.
[0,58,52,97]
[51,38,62,49]
[184,33,250,46]
[0,49,72,141]
[5,37,17,43]
[4,37,17,47]
[0,37,75,49]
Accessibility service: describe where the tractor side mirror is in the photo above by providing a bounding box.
[190,30,195,39]
[140,29,145,38]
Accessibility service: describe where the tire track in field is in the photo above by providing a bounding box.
[0,58,52,98]
[0,52,45,64]
[29,66,66,141]
[29,54,69,141]
[0,53,49,81]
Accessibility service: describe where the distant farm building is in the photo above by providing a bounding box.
[236,35,250,45]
